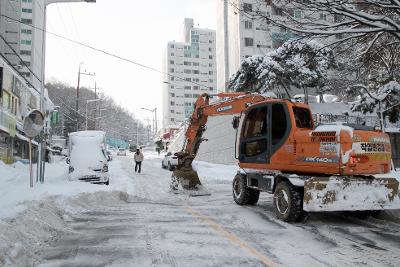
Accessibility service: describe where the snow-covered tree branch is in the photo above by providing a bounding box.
[227,40,334,94]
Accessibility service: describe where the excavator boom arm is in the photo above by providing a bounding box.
[181,92,267,160]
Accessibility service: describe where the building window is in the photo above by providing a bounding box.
[184,93,192,98]
[170,85,174,89]
[23,61,30,67]
[193,86,199,90]
[21,29,32,34]
[22,8,32,13]
[185,78,191,81]
[170,101,175,106]
[244,38,254,47]
[170,118,175,122]
[193,70,200,74]
[184,61,191,65]
[209,87,214,91]
[193,62,199,66]
[209,79,213,83]
[21,18,32,24]
[320,13,327,21]
[209,71,213,75]
[208,48,212,52]
[184,86,191,90]
[170,68,174,73]
[209,40,213,44]
[170,110,175,114]
[170,93,175,97]
[245,21,253,29]
[22,0,32,2]
[20,50,31,55]
[209,55,213,59]
[184,69,191,74]
[193,78,199,82]
[243,3,252,12]
[170,60,174,64]
[170,76,174,81]
[184,53,191,58]
[21,40,31,45]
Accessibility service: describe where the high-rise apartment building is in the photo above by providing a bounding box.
[217,0,325,91]
[163,18,217,127]
[0,0,46,91]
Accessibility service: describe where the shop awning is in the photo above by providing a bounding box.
[15,133,38,146]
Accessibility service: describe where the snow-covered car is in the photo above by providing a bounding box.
[161,152,178,171]
[67,131,110,185]
[117,148,127,156]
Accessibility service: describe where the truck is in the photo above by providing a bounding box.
[67,131,110,185]
[172,92,400,222]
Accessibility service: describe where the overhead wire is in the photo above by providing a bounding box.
[0,13,213,91]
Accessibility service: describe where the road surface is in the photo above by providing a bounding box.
[38,152,400,267]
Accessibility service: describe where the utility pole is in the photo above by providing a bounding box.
[76,62,95,131]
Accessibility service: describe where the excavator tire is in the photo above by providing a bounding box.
[232,174,259,205]
[273,181,303,222]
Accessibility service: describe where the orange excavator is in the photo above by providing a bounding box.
[172,92,400,221]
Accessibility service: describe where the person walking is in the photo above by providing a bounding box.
[134,148,144,173]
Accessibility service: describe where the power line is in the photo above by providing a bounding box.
[0,13,213,90]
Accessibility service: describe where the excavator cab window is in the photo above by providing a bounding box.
[240,106,269,163]
[293,107,313,129]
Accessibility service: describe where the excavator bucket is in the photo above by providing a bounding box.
[303,176,400,212]
[171,166,202,190]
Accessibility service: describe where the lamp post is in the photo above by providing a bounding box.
[85,99,100,130]
[141,107,158,137]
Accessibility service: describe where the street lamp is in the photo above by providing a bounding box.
[141,107,158,137]
[85,99,100,130]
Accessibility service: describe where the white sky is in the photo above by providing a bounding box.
[45,0,217,126]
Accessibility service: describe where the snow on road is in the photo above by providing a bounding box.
[1,151,400,266]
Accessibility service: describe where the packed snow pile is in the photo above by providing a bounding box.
[0,191,130,266]
[0,157,134,266]
[0,159,132,220]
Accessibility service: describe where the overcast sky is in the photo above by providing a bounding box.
[45,0,217,126]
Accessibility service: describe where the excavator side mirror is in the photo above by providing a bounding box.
[232,116,240,129]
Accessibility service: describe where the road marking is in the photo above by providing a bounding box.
[185,207,277,267]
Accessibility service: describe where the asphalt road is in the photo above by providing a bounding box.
[38,153,400,267]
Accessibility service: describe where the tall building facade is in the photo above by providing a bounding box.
[217,0,327,91]
[0,0,46,91]
[163,18,217,127]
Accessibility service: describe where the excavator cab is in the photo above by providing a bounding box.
[238,102,293,165]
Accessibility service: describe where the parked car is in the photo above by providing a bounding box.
[117,148,127,156]
[67,131,110,185]
[162,152,178,171]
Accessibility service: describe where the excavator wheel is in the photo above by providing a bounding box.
[273,181,303,222]
[232,174,260,205]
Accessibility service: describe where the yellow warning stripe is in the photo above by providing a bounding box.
[185,207,277,267]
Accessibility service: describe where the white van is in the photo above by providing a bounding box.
[67,131,110,185]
